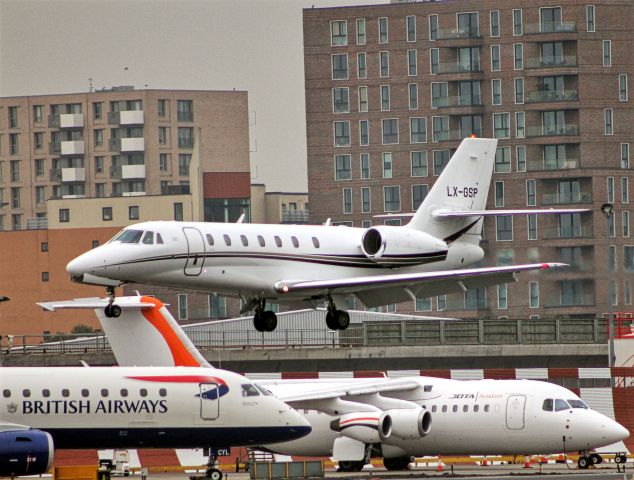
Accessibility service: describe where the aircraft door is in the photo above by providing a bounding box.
[199,383,219,420]
[183,227,205,276]
[506,394,526,430]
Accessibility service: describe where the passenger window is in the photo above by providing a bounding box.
[241,235,248,246]
[555,399,570,411]
[241,384,260,397]
[312,237,320,248]
[542,398,554,411]
[101,389,109,397]
[140,388,148,397]
[81,389,89,398]
[274,236,282,247]
[291,236,299,248]
[22,389,30,398]
[62,389,69,398]
[2,389,10,398]
[206,234,214,246]
[156,233,164,244]
[452,405,458,413]
[441,405,447,412]
[484,404,490,412]
[159,388,167,397]
[431,405,437,412]
[142,231,154,244]
[474,404,480,412]
[120,389,128,397]
[42,389,50,398]
[223,234,231,246]
[258,235,265,247]
[463,404,468,412]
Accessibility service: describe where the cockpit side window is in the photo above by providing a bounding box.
[142,231,154,244]
[542,398,554,411]
[116,230,144,244]
[555,399,570,411]
[156,233,164,244]
[241,384,260,397]
[568,399,589,409]
[254,384,273,396]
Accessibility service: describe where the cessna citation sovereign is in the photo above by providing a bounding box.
[0,365,310,477]
[41,296,630,471]
[66,137,586,332]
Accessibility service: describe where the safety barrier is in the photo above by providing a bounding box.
[249,461,324,479]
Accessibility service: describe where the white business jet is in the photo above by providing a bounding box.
[66,137,585,332]
[0,360,310,477]
[40,296,629,471]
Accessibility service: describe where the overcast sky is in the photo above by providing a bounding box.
[0,0,380,192]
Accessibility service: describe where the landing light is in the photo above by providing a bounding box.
[470,134,477,138]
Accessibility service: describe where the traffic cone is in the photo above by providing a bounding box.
[436,456,444,472]
[523,456,532,468]
[481,456,489,466]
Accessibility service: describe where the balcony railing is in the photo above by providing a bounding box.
[527,158,579,171]
[524,21,577,34]
[526,124,579,137]
[526,90,578,103]
[282,209,310,223]
[432,130,464,142]
[436,27,481,40]
[161,185,190,195]
[544,293,595,308]
[542,191,592,205]
[542,226,594,240]
[26,218,47,230]
[178,138,194,148]
[432,95,483,108]
[525,55,577,69]
[436,62,482,74]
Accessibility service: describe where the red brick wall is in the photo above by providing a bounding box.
[203,172,250,199]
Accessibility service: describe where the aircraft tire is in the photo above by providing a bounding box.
[326,311,338,330]
[207,468,223,480]
[335,310,350,330]
[383,456,411,471]
[104,305,113,318]
[262,311,278,332]
[111,305,122,318]
[577,455,590,469]
[338,460,365,472]
[253,313,266,332]
[615,454,627,464]
[590,453,602,464]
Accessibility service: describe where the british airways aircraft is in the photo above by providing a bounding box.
[66,138,585,332]
[40,296,629,471]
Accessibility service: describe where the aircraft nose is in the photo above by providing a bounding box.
[605,418,630,444]
[283,404,312,438]
[66,254,89,279]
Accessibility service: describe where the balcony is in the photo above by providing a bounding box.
[525,56,577,69]
[61,140,85,155]
[108,137,145,153]
[26,218,47,230]
[524,21,576,34]
[161,185,190,195]
[527,158,579,171]
[436,62,482,75]
[282,209,310,224]
[61,167,86,183]
[432,130,465,142]
[526,90,578,103]
[544,293,594,308]
[436,27,481,40]
[432,95,483,109]
[59,113,84,128]
[110,164,146,180]
[119,110,144,125]
[542,191,592,205]
[49,142,61,154]
[526,124,578,138]
[542,226,593,240]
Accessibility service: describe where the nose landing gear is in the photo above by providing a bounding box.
[104,286,121,318]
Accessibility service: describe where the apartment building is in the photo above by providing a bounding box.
[303,0,634,319]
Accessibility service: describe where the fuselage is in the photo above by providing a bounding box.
[0,366,311,449]
[262,377,628,456]
[66,221,482,301]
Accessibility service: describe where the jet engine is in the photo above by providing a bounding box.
[380,408,431,440]
[330,412,392,444]
[360,226,448,266]
[0,428,54,477]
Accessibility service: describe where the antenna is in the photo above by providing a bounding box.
[88,78,93,92]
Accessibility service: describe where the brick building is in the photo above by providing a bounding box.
[303,0,634,319]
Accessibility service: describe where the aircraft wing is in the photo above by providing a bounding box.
[37,296,159,311]
[274,263,565,308]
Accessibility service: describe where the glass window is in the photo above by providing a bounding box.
[555,399,570,411]
[356,18,366,45]
[358,86,368,112]
[333,88,349,113]
[430,48,439,74]
[433,150,450,176]
[603,40,611,67]
[357,53,366,79]
[330,20,347,46]
[380,85,390,111]
[490,10,500,37]
[407,15,416,42]
[382,152,392,178]
[334,121,350,146]
[542,398,554,411]
[361,187,371,213]
[623,211,630,237]
[274,236,282,247]
[412,184,428,210]
[129,206,140,221]
[343,188,352,214]
[528,214,537,240]
[81,389,89,398]
[410,117,427,143]
[491,45,500,71]
[332,54,348,79]
[515,78,524,104]
[178,294,188,320]
[384,186,400,212]
[380,51,389,77]
[625,246,634,272]
[517,145,526,172]
[240,235,248,246]
[491,79,502,105]
[102,207,113,221]
[526,179,536,206]
[529,281,539,308]
[513,9,522,36]
[493,113,510,138]
[432,82,448,108]
[409,83,418,110]
[620,74,629,102]
[605,108,613,135]
[495,181,504,207]
[498,283,508,309]
[411,151,428,177]
[622,177,629,203]
[359,120,369,146]
[407,49,417,76]
[59,208,70,223]
[496,215,513,240]
[586,5,595,32]
[378,17,388,43]
[429,14,438,40]
[516,111,525,138]
[382,119,398,144]
[432,116,449,142]
[360,153,370,179]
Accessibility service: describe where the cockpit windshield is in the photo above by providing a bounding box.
[568,399,589,409]
[241,384,260,397]
[109,229,164,245]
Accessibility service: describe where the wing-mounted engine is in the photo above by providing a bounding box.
[0,428,54,477]
[330,412,392,443]
[361,226,448,267]
[380,408,431,440]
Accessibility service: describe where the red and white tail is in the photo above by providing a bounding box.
[38,296,210,368]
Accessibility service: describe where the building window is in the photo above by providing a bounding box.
[494,146,511,173]
[174,202,183,221]
[411,151,428,177]
[433,150,449,176]
[603,40,611,67]
[361,187,371,213]
[491,79,502,105]
[35,186,45,204]
[406,15,416,42]
[490,10,500,37]
[331,54,348,80]
[495,181,504,207]
[432,116,449,142]
[360,153,370,179]
[335,154,351,180]
[178,154,191,176]
[33,105,43,123]
[429,14,438,40]
[129,206,139,220]
[516,145,526,172]
[408,83,418,110]
[34,132,43,150]
[11,214,21,231]
[586,5,595,32]
[159,126,168,144]
[9,133,18,155]
[515,111,525,138]
[59,209,70,223]
[8,106,18,128]
[176,100,193,122]
[529,281,539,308]
[380,51,389,77]
[382,152,392,178]
[378,17,388,43]
[10,187,19,208]
[432,82,448,108]
[41,241,48,252]
[513,9,522,36]
[209,293,226,318]
[35,158,45,177]
[415,296,431,312]
[490,45,500,71]
[359,120,369,146]
[343,188,352,214]
[514,78,524,104]
[384,185,400,212]
[42,272,49,282]
[412,184,428,210]
[10,160,19,182]
[407,49,417,76]
[380,85,390,111]
[355,53,367,80]
[526,179,536,206]
[330,20,347,46]
[159,153,169,172]
[178,294,188,320]
[493,113,510,138]
[333,87,349,113]
[158,99,167,117]
[410,117,427,143]
[430,48,439,74]
[605,108,613,135]
[177,127,193,148]
[624,212,631,237]
[465,288,487,310]
[622,143,630,169]
[358,86,368,112]
[498,283,508,309]
[102,207,113,221]
[334,121,350,147]
[619,74,628,101]
[356,18,366,45]
[382,119,398,144]
[95,183,105,198]
[528,214,537,240]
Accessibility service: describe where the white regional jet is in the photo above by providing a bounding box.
[0,362,310,477]
[40,296,630,471]
[66,138,586,332]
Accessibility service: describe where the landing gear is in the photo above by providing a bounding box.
[615,453,627,464]
[188,450,223,480]
[577,455,591,469]
[104,286,121,318]
[337,460,365,472]
[252,299,277,332]
[590,453,603,465]
[383,456,411,471]
[325,296,350,330]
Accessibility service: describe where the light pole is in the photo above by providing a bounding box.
[601,202,616,370]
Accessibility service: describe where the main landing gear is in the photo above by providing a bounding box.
[577,452,603,469]
[103,286,121,318]
[253,300,277,333]
[325,296,350,330]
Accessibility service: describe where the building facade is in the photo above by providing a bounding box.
[303,0,634,319]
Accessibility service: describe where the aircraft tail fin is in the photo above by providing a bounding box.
[407,137,497,243]
[38,296,210,368]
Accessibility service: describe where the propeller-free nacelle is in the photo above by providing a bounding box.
[330,412,392,444]
[380,408,431,440]
[361,226,448,266]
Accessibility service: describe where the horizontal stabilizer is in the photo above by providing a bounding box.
[38,297,158,312]
[433,208,591,218]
